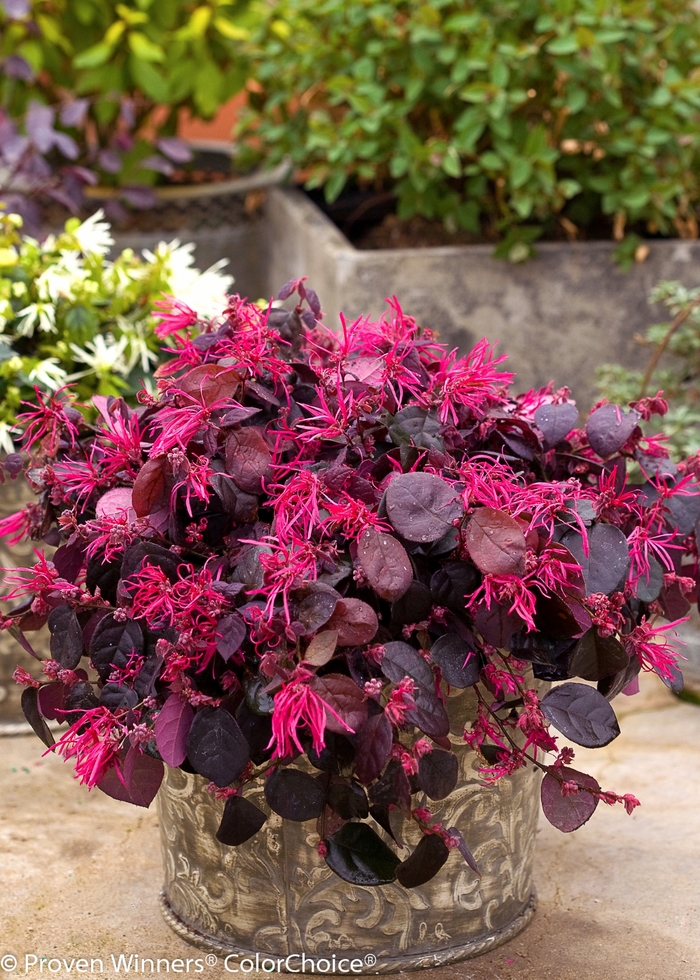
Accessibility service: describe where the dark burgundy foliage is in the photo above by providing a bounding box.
[216,794,268,845]
[4,282,694,886]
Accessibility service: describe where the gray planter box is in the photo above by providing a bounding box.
[263,188,700,408]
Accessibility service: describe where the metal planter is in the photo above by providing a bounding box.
[158,692,539,972]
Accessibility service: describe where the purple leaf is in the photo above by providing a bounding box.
[21,688,54,748]
[140,154,174,176]
[60,99,89,128]
[385,472,463,543]
[4,55,34,79]
[567,628,629,681]
[215,613,247,661]
[37,681,66,721]
[277,278,298,300]
[474,602,524,646]
[96,487,135,519]
[326,598,378,646]
[99,749,163,807]
[354,712,393,784]
[305,287,321,316]
[121,185,157,209]
[157,137,193,163]
[534,402,578,447]
[98,148,122,174]
[417,748,459,800]
[446,826,480,876]
[541,766,599,832]
[560,523,630,596]
[52,535,88,583]
[1,0,30,18]
[357,528,413,602]
[54,134,79,161]
[265,768,326,821]
[119,98,136,128]
[186,707,250,786]
[586,405,640,457]
[406,687,450,738]
[154,694,194,767]
[324,822,401,886]
[309,673,369,734]
[465,506,527,576]
[217,794,267,845]
[430,633,479,687]
[25,102,56,153]
[541,682,621,748]
[48,605,83,669]
[396,833,449,888]
[381,640,434,689]
[123,747,164,807]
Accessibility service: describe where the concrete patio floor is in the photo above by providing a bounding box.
[0,674,698,980]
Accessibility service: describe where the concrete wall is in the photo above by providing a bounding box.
[264,188,700,409]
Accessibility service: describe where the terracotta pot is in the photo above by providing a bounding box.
[158,691,540,972]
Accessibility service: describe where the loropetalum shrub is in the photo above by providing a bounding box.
[0,0,254,225]
[238,0,700,259]
[0,207,232,451]
[599,280,700,459]
[3,283,698,888]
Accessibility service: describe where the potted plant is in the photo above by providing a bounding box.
[2,281,694,968]
[0,204,232,724]
[237,0,700,407]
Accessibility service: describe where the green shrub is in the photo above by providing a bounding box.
[237,0,700,257]
[598,281,700,458]
[0,207,232,451]
[1,0,254,190]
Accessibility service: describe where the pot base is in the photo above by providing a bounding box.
[158,889,537,973]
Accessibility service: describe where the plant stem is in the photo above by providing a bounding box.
[639,295,700,397]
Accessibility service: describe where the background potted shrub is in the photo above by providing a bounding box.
[0,204,232,725]
[236,0,700,406]
[1,281,694,966]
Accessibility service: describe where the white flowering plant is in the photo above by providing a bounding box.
[0,209,232,451]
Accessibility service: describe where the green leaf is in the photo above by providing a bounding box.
[442,146,461,178]
[73,42,112,69]
[129,55,169,102]
[194,61,223,116]
[128,31,164,62]
[510,157,532,189]
[546,35,579,55]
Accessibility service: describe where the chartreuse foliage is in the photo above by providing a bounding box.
[0,207,231,450]
[599,280,700,458]
[3,282,697,887]
[237,0,700,258]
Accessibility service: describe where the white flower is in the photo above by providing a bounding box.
[143,239,234,319]
[15,302,56,336]
[69,333,129,376]
[0,421,15,455]
[71,209,115,257]
[26,358,68,390]
[116,315,159,374]
[36,252,86,303]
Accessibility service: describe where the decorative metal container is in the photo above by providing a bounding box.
[158,691,540,972]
